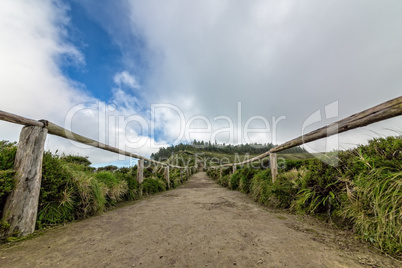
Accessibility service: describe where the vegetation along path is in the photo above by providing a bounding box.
[0,172,398,267]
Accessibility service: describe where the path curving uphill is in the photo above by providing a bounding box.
[0,172,398,267]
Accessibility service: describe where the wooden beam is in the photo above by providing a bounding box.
[0,110,44,127]
[270,96,402,153]
[2,126,48,237]
[221,151,270,167]
[0,110,185,169]
[223,96,402,167]
[165,165,170,189]
[270,153,278,183]
[137,159,144,184]
[44,121,183,169]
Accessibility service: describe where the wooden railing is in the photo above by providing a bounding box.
[0,95,401,237]
[211,96,402,182]
[0,110,188,237]
[0,110,184,168]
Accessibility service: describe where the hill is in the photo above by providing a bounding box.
[151,140,310,168]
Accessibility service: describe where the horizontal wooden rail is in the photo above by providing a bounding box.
[220,95,402,167]
[270,96,402,153]
[1,96,401,169]
[44,121,183,168]
[0,110,183,169]
[0,110,45,128]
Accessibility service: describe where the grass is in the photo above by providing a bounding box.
[0,145,195,238]
[208,136,402,256]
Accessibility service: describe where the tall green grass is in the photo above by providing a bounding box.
[209,136,401,256]
[0,144,194,235]
[341,170,401,254]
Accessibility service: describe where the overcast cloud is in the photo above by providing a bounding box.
[0,0,401,165]
[125,0,402,144]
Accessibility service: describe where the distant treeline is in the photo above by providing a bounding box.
[151,140,307,160]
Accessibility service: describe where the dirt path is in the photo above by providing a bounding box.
[0,172,398,267]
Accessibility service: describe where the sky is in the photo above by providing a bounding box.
[0,0,401,167]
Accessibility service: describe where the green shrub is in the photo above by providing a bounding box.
[115,171,138,201]
[206,136,401,256]
[229,171,241,190]
[73,175,106,218]
[38,152,76,226]
[61,155,92,166]
[219,175,230,187]
[207,168,219,180]
[157,179,167,192]
[94,172,128,204]
[0,141,17,171]
[281,159,309,172]
[143,178,160,195]
[0,170,15,217]
[237,168,258,193]
[291,159,341,216]
[169,169,182,188]
[40,152,74,202]
[95,172,119,187]
[272,169,306,208]
[249,169,271,204]
[97,165,119,172]
[342,170,401,255]
[37,197,75,227]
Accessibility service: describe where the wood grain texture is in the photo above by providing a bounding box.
[0,110,44,127]
[2,126,48,237]
[137,159,144,184]
[270,153,278,182]
[165,166,170,189]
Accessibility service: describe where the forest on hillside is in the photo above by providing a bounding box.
[151,140,307,161]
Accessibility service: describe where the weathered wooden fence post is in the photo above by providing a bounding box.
[232,164,236,174]
[137,159,144,184]
[2,125,48,237]
[220,166,223,180]
[180,169,183,182]
[270,153,278,182]
[136,159,144,196]
[165,165,170,189]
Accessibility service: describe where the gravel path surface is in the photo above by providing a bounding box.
[0,172,398,267]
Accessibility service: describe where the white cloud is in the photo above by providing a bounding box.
[0,0,163,165]
[0,0,90,147]
[1,0,401,166]
[123,0,402,148]
[0,0,87,120]
[113,71,140,90]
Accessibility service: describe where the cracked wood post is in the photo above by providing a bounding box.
[180,169,183,183]
[2,125,48,237]
[220,166,223,180]
[137,159,144,184]
[232,164,237,174]
[270,153,278,183]
[136,159,144,196]
[165,165,170,189]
